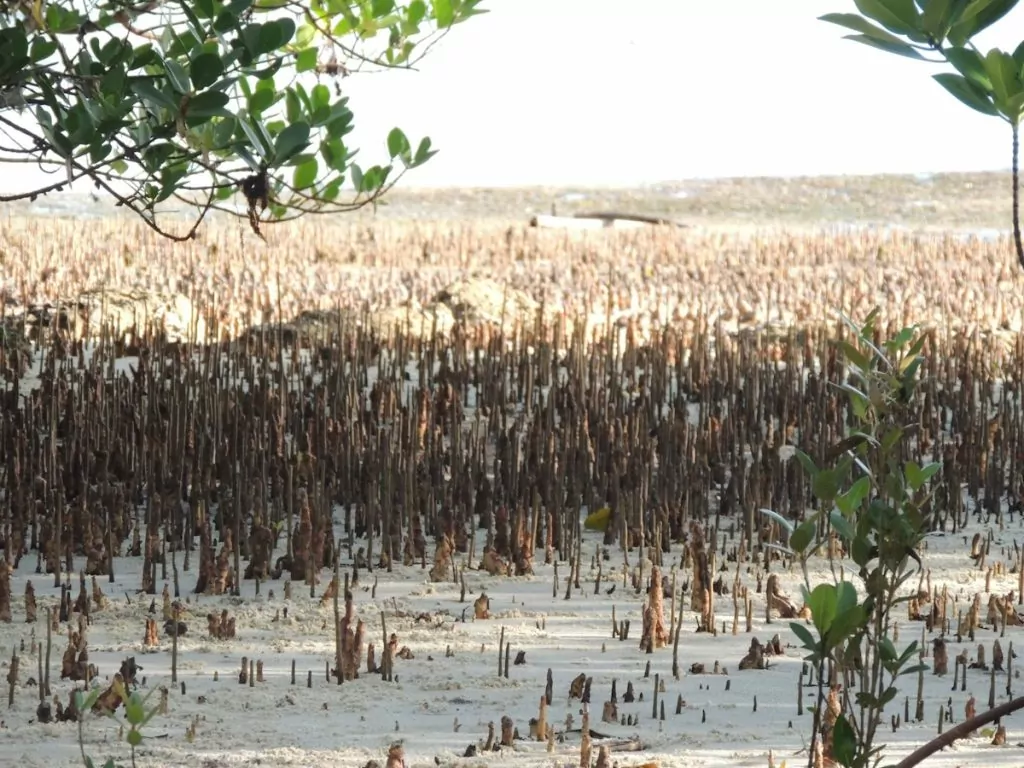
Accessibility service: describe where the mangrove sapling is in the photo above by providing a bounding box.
[765,312,936,768]
[75,682,163,768]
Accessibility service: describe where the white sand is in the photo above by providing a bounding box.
[0,507,1021,768]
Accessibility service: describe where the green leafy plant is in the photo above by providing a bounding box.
[764,311,937,768]
[0,0,486,239]
[821,0,1024,267]
[75,682,163,768]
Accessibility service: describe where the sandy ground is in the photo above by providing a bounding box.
[4,171,1015,232]
[0,483,1022,768]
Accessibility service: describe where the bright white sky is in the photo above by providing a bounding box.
[354,0,1024,186]
[2,0,1023,193]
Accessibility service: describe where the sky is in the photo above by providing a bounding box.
[2,0,1023,193]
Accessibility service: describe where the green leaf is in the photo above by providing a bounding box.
[921,0,956,37]
[984,48,1015,100]
[879,635,898,663]
[1006,92,1024,122]
[89,142,112,164]
[164,59,192,95]
[836,581,859,615]
[178,0,208,38]
[813,467,842,503]
[357,163,391,192]
[433,0,454,26]
[758,507,795,535]
[830,508,857,542]
[295,47,318,72]
[284,90,301,124]
[900,356,924,388]
[933,72,1000,115]
[808,583,840,637]
[30,37,58,64]
[1014,40,1024,67]
[100,65,127,98]
[884,326,915,352]
[259,18,296,52]
[833,714,858,766]
[843,33,928,60]
[903,332,928,365]
[904,459,935,492]
[240,23,264,60]
[790,621,820,651]
[984,48,1024,121]
[190,52,225,90]
[853,0,923,36]
[311,84,331,109]
[819,12,912,45]
[949,0,1020,46]
[125,692,145,726]
[408,0,427,24]
[790,518,817,554]
[239,116,271,160]
[945,46,994,90]
[901,662,930,676]
[920,462,941,487]
[186,90,231,118]
[274,121,311,164]
[228,0,255,17]
[44,4,82,34]
[254,56,284,80]
[451,0,487,24]
[835,339,871,373]
[215,10,238,33]
[855,690,880,710]
[387,126,411,161]
[293,157,318,189]
[851,536,875,567]
[904,460,923,492]
[126,728,143,747]
[322,178,343,200]
[829,604,866,647]
[372,0,396,13]
[411,136,436,167]
[248,87,275,114]
[130,44,159,70]
[793,448,818,477]
[321,138,348,170]
[898,640,920,665]
[212,116,238,146]
[295,23,316,48]
[76,689,103,712]
[836,475,871,516]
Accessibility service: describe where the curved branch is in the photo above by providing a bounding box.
[895,695,1024,768]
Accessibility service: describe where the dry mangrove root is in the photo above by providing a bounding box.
[639,565,670,651]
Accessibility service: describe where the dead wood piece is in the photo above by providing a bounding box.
[480,548,508,577]
[766,574,801,619]
[739,637,766,671]
[473,592,490,620]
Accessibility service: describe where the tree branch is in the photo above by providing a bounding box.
[895,695,1024,768]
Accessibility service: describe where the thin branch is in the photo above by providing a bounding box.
[1012,122,1022,269]
[895,695,1024,768]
